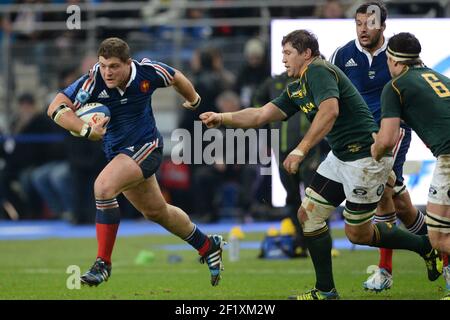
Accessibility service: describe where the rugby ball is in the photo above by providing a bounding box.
[70,102,111,137]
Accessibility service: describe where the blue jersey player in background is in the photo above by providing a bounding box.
[47,38,226,287]
[331,1,431,292]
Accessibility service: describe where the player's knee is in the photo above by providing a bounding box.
[94,177,118,199]
[301,188,335,234]
[141,203,168,222]
[343,201,376,244]
[426,211,450,254]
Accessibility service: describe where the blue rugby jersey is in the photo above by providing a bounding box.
[330,39,390,123]
[62,58,175,159]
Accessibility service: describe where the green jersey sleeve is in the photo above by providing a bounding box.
[381,83,402,119]
[271,89,299,119]
[307,65,340,107]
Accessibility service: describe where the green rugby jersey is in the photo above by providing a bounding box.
[381,66,450,157]
[272,57,378,161]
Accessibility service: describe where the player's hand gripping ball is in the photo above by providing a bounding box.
[70,102,111,137]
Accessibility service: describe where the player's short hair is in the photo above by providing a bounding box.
[356,1,387,25]
[387,32,422,66]
[97,37,130,62]
[282,30,321,57]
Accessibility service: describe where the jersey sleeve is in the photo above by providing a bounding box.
[329,47,344,70]
[140,58,175,88]
[381,82,402,119]
[60,63,100,109]
[307,65,340,107]
[61,74,88,102]
[271,89,299,119]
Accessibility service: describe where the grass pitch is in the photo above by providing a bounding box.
[0,231,445,300]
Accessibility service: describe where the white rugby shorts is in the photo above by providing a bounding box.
[316,151,393,204]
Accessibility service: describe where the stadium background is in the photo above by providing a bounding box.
[0,0,449,300]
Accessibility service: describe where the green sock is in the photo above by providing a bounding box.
[304,226,335,292]
[372,222,431,256]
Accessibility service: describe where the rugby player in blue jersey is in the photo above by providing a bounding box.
[47,38,226,287]
[331,1,432,292]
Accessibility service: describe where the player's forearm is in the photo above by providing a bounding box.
[47,93,85,133]
[172,70,198,103]
[222,107,265,129]
[295,101,338,155]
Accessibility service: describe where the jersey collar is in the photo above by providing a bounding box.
[116,61,137,96]
[354,37,387,65]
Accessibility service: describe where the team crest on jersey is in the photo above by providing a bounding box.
[290,83,307,98]
[140,80,150,93]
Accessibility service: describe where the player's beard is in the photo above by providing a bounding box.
[362,32,382,50]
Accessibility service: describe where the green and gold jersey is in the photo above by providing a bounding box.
[381,66,450,157]
[272,58,378,161]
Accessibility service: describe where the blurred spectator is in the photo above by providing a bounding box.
[11,0,46,42]
[209,0,260,37]
[314,0,346,19]
[98,0,141,39]
[175,46,236,219]
[179,46,235,154]
[191,91,260,222]
[0,93,60,219]
[386,2,445,18]
[234,37,270,108]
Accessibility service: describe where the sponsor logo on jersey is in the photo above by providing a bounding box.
[429,186,438,195]
[140,80,150,93]
[120,98,128,104]
[345,58,358,67]
[299,102,315,114]
[76,89,90,104]
[98,90,110,99]
[290,83,307,98]
[347,143,362,153]
[376,184,384,196]
[353,188,368,196]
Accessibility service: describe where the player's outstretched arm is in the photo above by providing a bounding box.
[171,70,201,110]
[199,102,286,129]
[371,117,400,161]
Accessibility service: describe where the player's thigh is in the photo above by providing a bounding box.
[123,175,167,214]
[340,156,393,204]
[95,154,145,196]
[426,155,450,226]
[308,168,346,207]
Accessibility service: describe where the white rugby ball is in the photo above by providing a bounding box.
[70,102,111,137]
